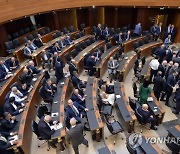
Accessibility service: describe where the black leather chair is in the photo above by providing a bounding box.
[18,29,24,35]
[144,37,149,44]
[23,37,28,43]
[104,115,124,145]
[64,53,71,62]
[75,33,81,39]
[106,42,112,50]
[138,40,144,46]
[116,28,121,34]
[5,41,15,54]
[12,32,19,38]
[142,30,149,36]
[33,32,39,38]
[37,24,41,28]
[80,31,85,37]
[36,104,49,119]
[31,121,50,151]
[85,40,91,46]
[90,37,95,44]
[44,27,50,34]
[31,25,37,30]
[109,28,115,36]
[133,42,139,51]
[52,33,57,39]
[13,39,20,48]
[132,82,139,99]
[99,45,104,53]
[27,34,34,41]
[71,49,78,58]
[122,26,128,33]
[75,44,82,52]
[129,97,137,111]
[8,34,12,41]
[69,26,75,32]
[24,27,30,33]
[92,26,96,35]
[56,31,62,37]
[80,41,87,49]
[80,23,85,30]
[62,27,68,34]
[40,30,46,36]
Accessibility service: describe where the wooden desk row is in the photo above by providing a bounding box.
[95,46,120,78]
[75,40,106,73]
[114,81,136,133]
[85,77,104,141]
[51,78,73,151]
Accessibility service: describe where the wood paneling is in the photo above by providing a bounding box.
[91,7,105,27]
[105,7,115,27]
[0,0,179,24]
[76,8,89,29]
[0,25,8,56]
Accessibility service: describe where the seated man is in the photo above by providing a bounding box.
[150,24,158,41]
[64,35,73,45]
[52,42,61,53]
[137,104,157,130]
[27,40,38,51]
[0,112,17,132]
[27,60,40,75]
[65,99,88,128]
[23,43,33,58]
[71,89,86,107]
[71,71,86,89]
[58,37,66,48]
[9,87,27,104]
[6,57,19,71]
[0,131,18,154]
[86,55,96,76]
[115,32,123,45]
[19,68,33,85]
[133,23,142,37]
[107,57,119,82]
[34,34,45,48]
[4,97,24,116]
[0,60,12,75]
[93,49,102,61]
[41,49,52,69]
[18,83,33,96]
[43,78,57,102]
[0,70,12,82]
[38,115,58,148]
[69,59,78,76]
[125,30,131,41]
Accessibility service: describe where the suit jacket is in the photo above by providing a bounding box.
[19,71,33,84]
[124,33,131,41]
[4,102,21,116]
[108,60,119,69]
[38,117,55,140]
[41,52,51,62]
[153,76,164,92]
[103,30,109,37]
[150,26,157,35]
[7,60,19,69]
[137,107,151,123]
[0,139,12,154]
[69,63,78,76]
[86,57,96,69]
[34,38,43,48]
[71,76,83,88]
[28,43,37,51]
[0,119,15,132]
[93,52,102,59]
[156,48,166,62]
[166,49,173,62]
[27,65,40,74]
[43,83,57,99]
[96,27,102,36]
[55,61,64,79]
[52,45,61,53]
[164,38,171,48]
[115,35,123,43]
[71,93,85,106]
[170,27,177,38]
[134,24,141,35]
[156,26,161,35]
[164,27,171,38]
[165,74,176,92]
[65,102,85,122]
[23,47,32,56]
[0,70,6,82]
[0,64,10,75]
[65,38,73,46]
[158,64,166,77]
[58,40,66,48]
[66,122,85,147]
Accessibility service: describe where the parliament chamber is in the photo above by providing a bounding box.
[0,0,180,154]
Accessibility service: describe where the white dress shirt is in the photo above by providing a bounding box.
[9,90,25,103]
[149,59,159,70]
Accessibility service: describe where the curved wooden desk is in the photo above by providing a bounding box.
[114,81,136,133]
[74,40,106,73]
[95,46,119,78]
[85,77,104,141]
[0,66,24,106]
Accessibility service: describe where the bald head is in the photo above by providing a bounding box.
[68,99,73,107]
[74,89,79,95]
[11,86,18,92]
[70,117,77,126]
[142,104,148,110]
[44,115,52,123]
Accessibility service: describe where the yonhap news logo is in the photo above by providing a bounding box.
[129,133,180,147]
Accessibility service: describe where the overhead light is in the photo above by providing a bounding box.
[168,6,170,8]
[79,7,81,9]
[134,6,136,8]
[160,7,164,10]
[92,6,95,8]
[10,20,13,22]
[115,8,118,10]
[148,6,150,8]
[178,6,180,9]
[38,13,41,15]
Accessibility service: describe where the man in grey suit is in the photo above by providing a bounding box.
[23,43,33,58]
[107,57,119,82]
[66,118,88,154]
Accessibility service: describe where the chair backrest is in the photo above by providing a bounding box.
[44,27,50,34]
[71,49,78,58]
[18,29,24,35]
[76,33,81,39]
[5,41,14,50]
[132,82,138,95]
[109,28,115,35]
[85,40,91,46]
[31,121,40,137]
[52,33,57,39]
[33,32,38,38]
[75,44,81,52]
[56,31,62,37]
[81,41,87,49]
[80,31,85,37]
[62,27,68,34]
[64,53,71,62]
[40,30,45,36]
[122,26,127,32]
[92,26,96,33]
[39,86,47,99]
[142,30,149,36]
[37,105,48,119]
[135,108,145,124]
[13,39,20,47]
[23,37,28,43]
[27,34,34,41]
[128,97,137,111]
[90,37,95,43]
[144,37,149,44]
[138,40,144,46]
[31,25,37,30]
[8,34,12,41]
[37,24,41,28]
[106,42,112,50]
[141,56,146,66]
[24,27,30,33]
[116,28,121,34]
[99,45,104,53]
[12,32,19,38]
[133,42,139,50]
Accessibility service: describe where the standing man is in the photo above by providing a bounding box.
[55,57,65,83]
[164,24,171,40]
[170,25,177,42]
[66,118,89,154]
[156,23,162,40]
[96,24,102,40]
[164,35,172,49]
[150,24,157,41]
[133,23,142,37]
[149,56,160,82]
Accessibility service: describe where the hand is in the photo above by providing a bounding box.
[12,140,18,145]
[24,96,28,100]
[11,132,18,136]
[66,127,69,132]
[19,109,24,113]
[21,103,25,107]
[85,108,88,112]
[53,121,58,125]
[150,115,153,118]
[11,116,16,120]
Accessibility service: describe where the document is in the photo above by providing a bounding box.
[147,97,153,102]
[116,95,121,98]
[32,78,37,81]
[51,112,59,117]
[50,123,63,130]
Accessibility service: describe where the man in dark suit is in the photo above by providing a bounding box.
[133,23,142,37]
[64,35,73,46]
[23,43,33,58]
[41,50,52,69]
[124,30,131,41]
[0,61,11,75]
[52,52,58,68]
[153,71,165,101]
[172,81,180,114]
[166,46,173,63]
[71,71,85,89]
[43,79,57,102]
[156,23,162,39]
[103,27,110,41]
[164,24,171,40]
[66,118,89,154]
[170,25,177,42]
[69,59,78,76]
[19,68,33,85]
[34,34,44,48]
[58,37,66,48]
[71,89,86,107]
[86,55,96,76]
[158,60,168,77]
[115,33,123,45]
[0,70,11,82]
[161,71,178,106]
[96,24,102,40]
[93,49,102,61]
[27,60,40,75]
[156,45,166,63]
[4,97,24,116]
[6,57,19,71]
[65,99,88,128]
[55,57,65,83]
[52,42,61,53]
[150,24,157,41]
[0,112,16,132]
[137,104,157,130]
[27,40,37,51]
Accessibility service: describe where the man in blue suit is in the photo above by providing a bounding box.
[0,61,11,75]
[65,35,73,45]
[96,23,102,40]
[156,44,166,63]
[164,35,172,49]
[71,89,86,107]
[103,27,110,41]
[164,24,171,40]
[133,23,142,37]
[65,99,88,128]
[156,23,162,39]
[150,24,157,41]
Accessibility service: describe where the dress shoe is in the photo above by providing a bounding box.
[160,98,166,101]
[150,126,158,130]
[172,111,179,115]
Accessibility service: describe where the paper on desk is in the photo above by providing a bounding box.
[51,112,59,117]
[116,95,121,98]
[54,101,58,104]
[147,97,153,102]
[124,57,128,60]
[60,82,65,85]
[50,123,63,130]
[83,53,87,56]
[32,78,37,81]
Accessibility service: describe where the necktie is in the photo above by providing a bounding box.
[72,105,79,116]
[78,94,83,101]
[112,60,115,68]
